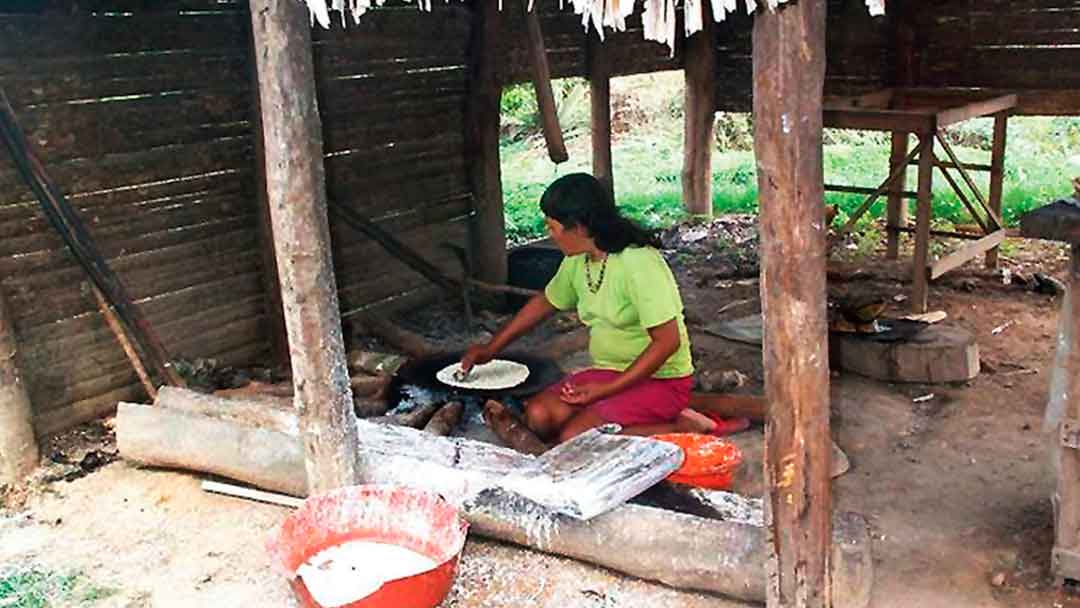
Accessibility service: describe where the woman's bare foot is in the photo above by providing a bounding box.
[674,408,718,434]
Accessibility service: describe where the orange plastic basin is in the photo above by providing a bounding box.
[653,433,743,490]
[267,485,468,608]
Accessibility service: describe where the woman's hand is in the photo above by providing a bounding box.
[461,342,496,374]
[560,381,611,405]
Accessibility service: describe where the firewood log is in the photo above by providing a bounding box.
[423,402,464,436]
[483,400,548,455]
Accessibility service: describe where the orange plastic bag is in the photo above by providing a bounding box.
[266,485,468,608]
[652,433,743,490]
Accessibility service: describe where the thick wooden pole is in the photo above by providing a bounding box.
[0,289,38,484]
[249,0,359,493]
[683,0,717,217]
[985,112,1008,268]
[522,2,568,164]
[752,2,832,607]
[247,18,291,372]
[1053,246,1080,580]
[885,131,909,259]
[587,26,614,199]
[911,135,934,314]
[466,0,507,285]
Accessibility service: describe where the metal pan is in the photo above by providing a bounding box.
[390,350,564,400]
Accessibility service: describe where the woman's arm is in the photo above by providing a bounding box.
[461,294,558,371]
[562,318,680,404]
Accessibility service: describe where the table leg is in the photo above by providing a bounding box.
[886,131,910,260]
[911,134,934,313]
[986,112,1008,268]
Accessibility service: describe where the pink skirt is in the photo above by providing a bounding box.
[546,368,694,427]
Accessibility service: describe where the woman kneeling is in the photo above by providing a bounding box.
[461,173,720,444]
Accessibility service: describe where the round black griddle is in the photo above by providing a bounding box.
[844,319,929,343]
[390,350,565,401]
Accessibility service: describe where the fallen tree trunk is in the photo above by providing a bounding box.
[156,386,296,434]
[115,404,872,606]
[117,401,306,496]
[465,492,872,607]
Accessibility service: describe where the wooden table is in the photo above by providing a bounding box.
[1020,201,1080,585]
[823,88,1017,312]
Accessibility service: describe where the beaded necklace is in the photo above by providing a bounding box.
[584,253,608,294]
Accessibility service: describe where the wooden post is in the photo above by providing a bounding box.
[752,2,832,607]
[0,289,38,484]
[249,0,359,493]
[587,26,614,199]
[985,112,1008,268]
[683,0,717,217]
[247,17,291,372]
[885,132,909,259]
[911,134,934,314]
[522,2,568,164]
[1053,246,1080,583]
[465,0,508,285]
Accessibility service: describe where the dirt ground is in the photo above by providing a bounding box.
[2,217,1079,607]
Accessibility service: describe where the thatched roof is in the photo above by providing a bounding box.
[302,0,885,53]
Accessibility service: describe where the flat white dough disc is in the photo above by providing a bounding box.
[436,359,530,390]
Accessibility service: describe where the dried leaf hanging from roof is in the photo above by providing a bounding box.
[300,0,885,54]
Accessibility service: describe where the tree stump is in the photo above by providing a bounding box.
[831,324,979,384]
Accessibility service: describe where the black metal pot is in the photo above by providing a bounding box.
[506,246,564,310]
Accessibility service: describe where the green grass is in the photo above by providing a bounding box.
[501,76,1080,244]
[0,565,114,608]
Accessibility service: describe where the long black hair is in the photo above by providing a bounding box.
[539,173,663,253]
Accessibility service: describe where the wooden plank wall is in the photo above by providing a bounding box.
[498,4,681,84]
[0,0,268,435]
[313,4,475,316]
[713,0,892,111]
[906,0,1080,114]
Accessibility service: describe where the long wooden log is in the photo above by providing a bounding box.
[465,489,871,607]
[682,0,717,217]
[118,401,307,496]
[0,90,184,390]
[246,15,290,372]
[155,386,297,434]
[92,286,157,400]
[115,406,871,606]
[587,25,613,199]
[0,289,38,483]
[753,3,833,607]
[483,400,548,455]
[250,0,359,492]
[465,0,507,285]
[424,401,464,436]
[522,0,568,164]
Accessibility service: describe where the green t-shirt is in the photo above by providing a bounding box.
[544,246,693,379]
